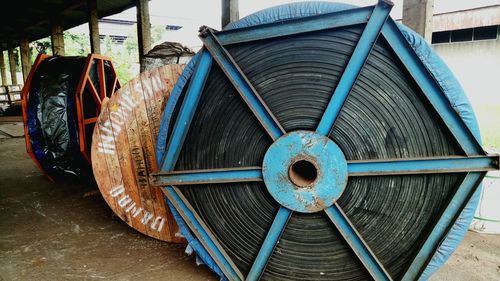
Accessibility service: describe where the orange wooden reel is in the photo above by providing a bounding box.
[91,64,185,242]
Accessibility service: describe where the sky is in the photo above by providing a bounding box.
[107,0,500,27]
[76,0,499,48]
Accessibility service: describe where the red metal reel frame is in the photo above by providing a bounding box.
[22,53,120,180]
[21,53,53,181]
[75,53,121,163]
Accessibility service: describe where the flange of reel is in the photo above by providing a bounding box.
[153,1,500,280]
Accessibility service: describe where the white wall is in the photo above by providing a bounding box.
[433,38,500,106]
[432,38,500,149]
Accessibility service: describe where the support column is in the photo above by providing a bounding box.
[8,48,17,85]
[20,39,31,82]
[136,0,151,72]
[221,0,239,28]
[88,0,101,54]
[51,24,65,56]
[0,51,7,86]
[402,0,434,43]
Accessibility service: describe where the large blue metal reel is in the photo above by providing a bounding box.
[154,1,499,280]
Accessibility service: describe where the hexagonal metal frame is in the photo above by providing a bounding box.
[22,53,120,180]
[153,1,500,280]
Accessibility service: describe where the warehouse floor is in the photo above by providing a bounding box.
[1,118,499,281]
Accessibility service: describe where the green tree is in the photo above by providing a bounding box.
[102,35,135,83]
[31,37,52,63]
[103,35,113,54]
[20,23,169,85]
[151,24,164,44]
[124,26,139,59]
[64,32,90,56]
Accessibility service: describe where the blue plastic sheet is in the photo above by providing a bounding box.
[157,2,482,279]
[27,56,88,181]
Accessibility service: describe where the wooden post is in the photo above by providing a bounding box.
[402,0,434,43]
[8,48,17,85]
[88,0,101,54]
[136,0,151,72]
[20,39,31,82]
[51,24,65,56]
[0,51,7,86]
[221,0,239,28]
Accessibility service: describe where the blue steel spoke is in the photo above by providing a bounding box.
[401,172,485,280]
[163,186,245,280]
[325,203,392,281]
[158,50,244,280]
[348,155,499,176]
[152,167,263,186]
[247,207,292,281]
[216,6,372,45]
[316,0,393,136]
[160,49,213,171]
[381,19,483,155]
[199,27,285,141]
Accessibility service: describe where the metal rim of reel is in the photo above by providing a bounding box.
[152,1,500,280]
[75,53,121,163]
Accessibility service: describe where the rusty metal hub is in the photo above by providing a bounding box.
[262,131,347,213]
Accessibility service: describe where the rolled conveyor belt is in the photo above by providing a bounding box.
[155,2,497,280]
[172,26,461,280]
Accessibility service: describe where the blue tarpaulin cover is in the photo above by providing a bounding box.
[27,56,113,182]
[27,56,89,181]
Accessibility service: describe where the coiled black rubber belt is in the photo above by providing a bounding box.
[175,28,463,280]
[154,2,498,280]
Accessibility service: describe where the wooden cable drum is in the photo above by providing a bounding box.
[91,64,185,242]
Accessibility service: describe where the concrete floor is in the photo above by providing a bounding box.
[1,120,499,280]
[0,128,215,281]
